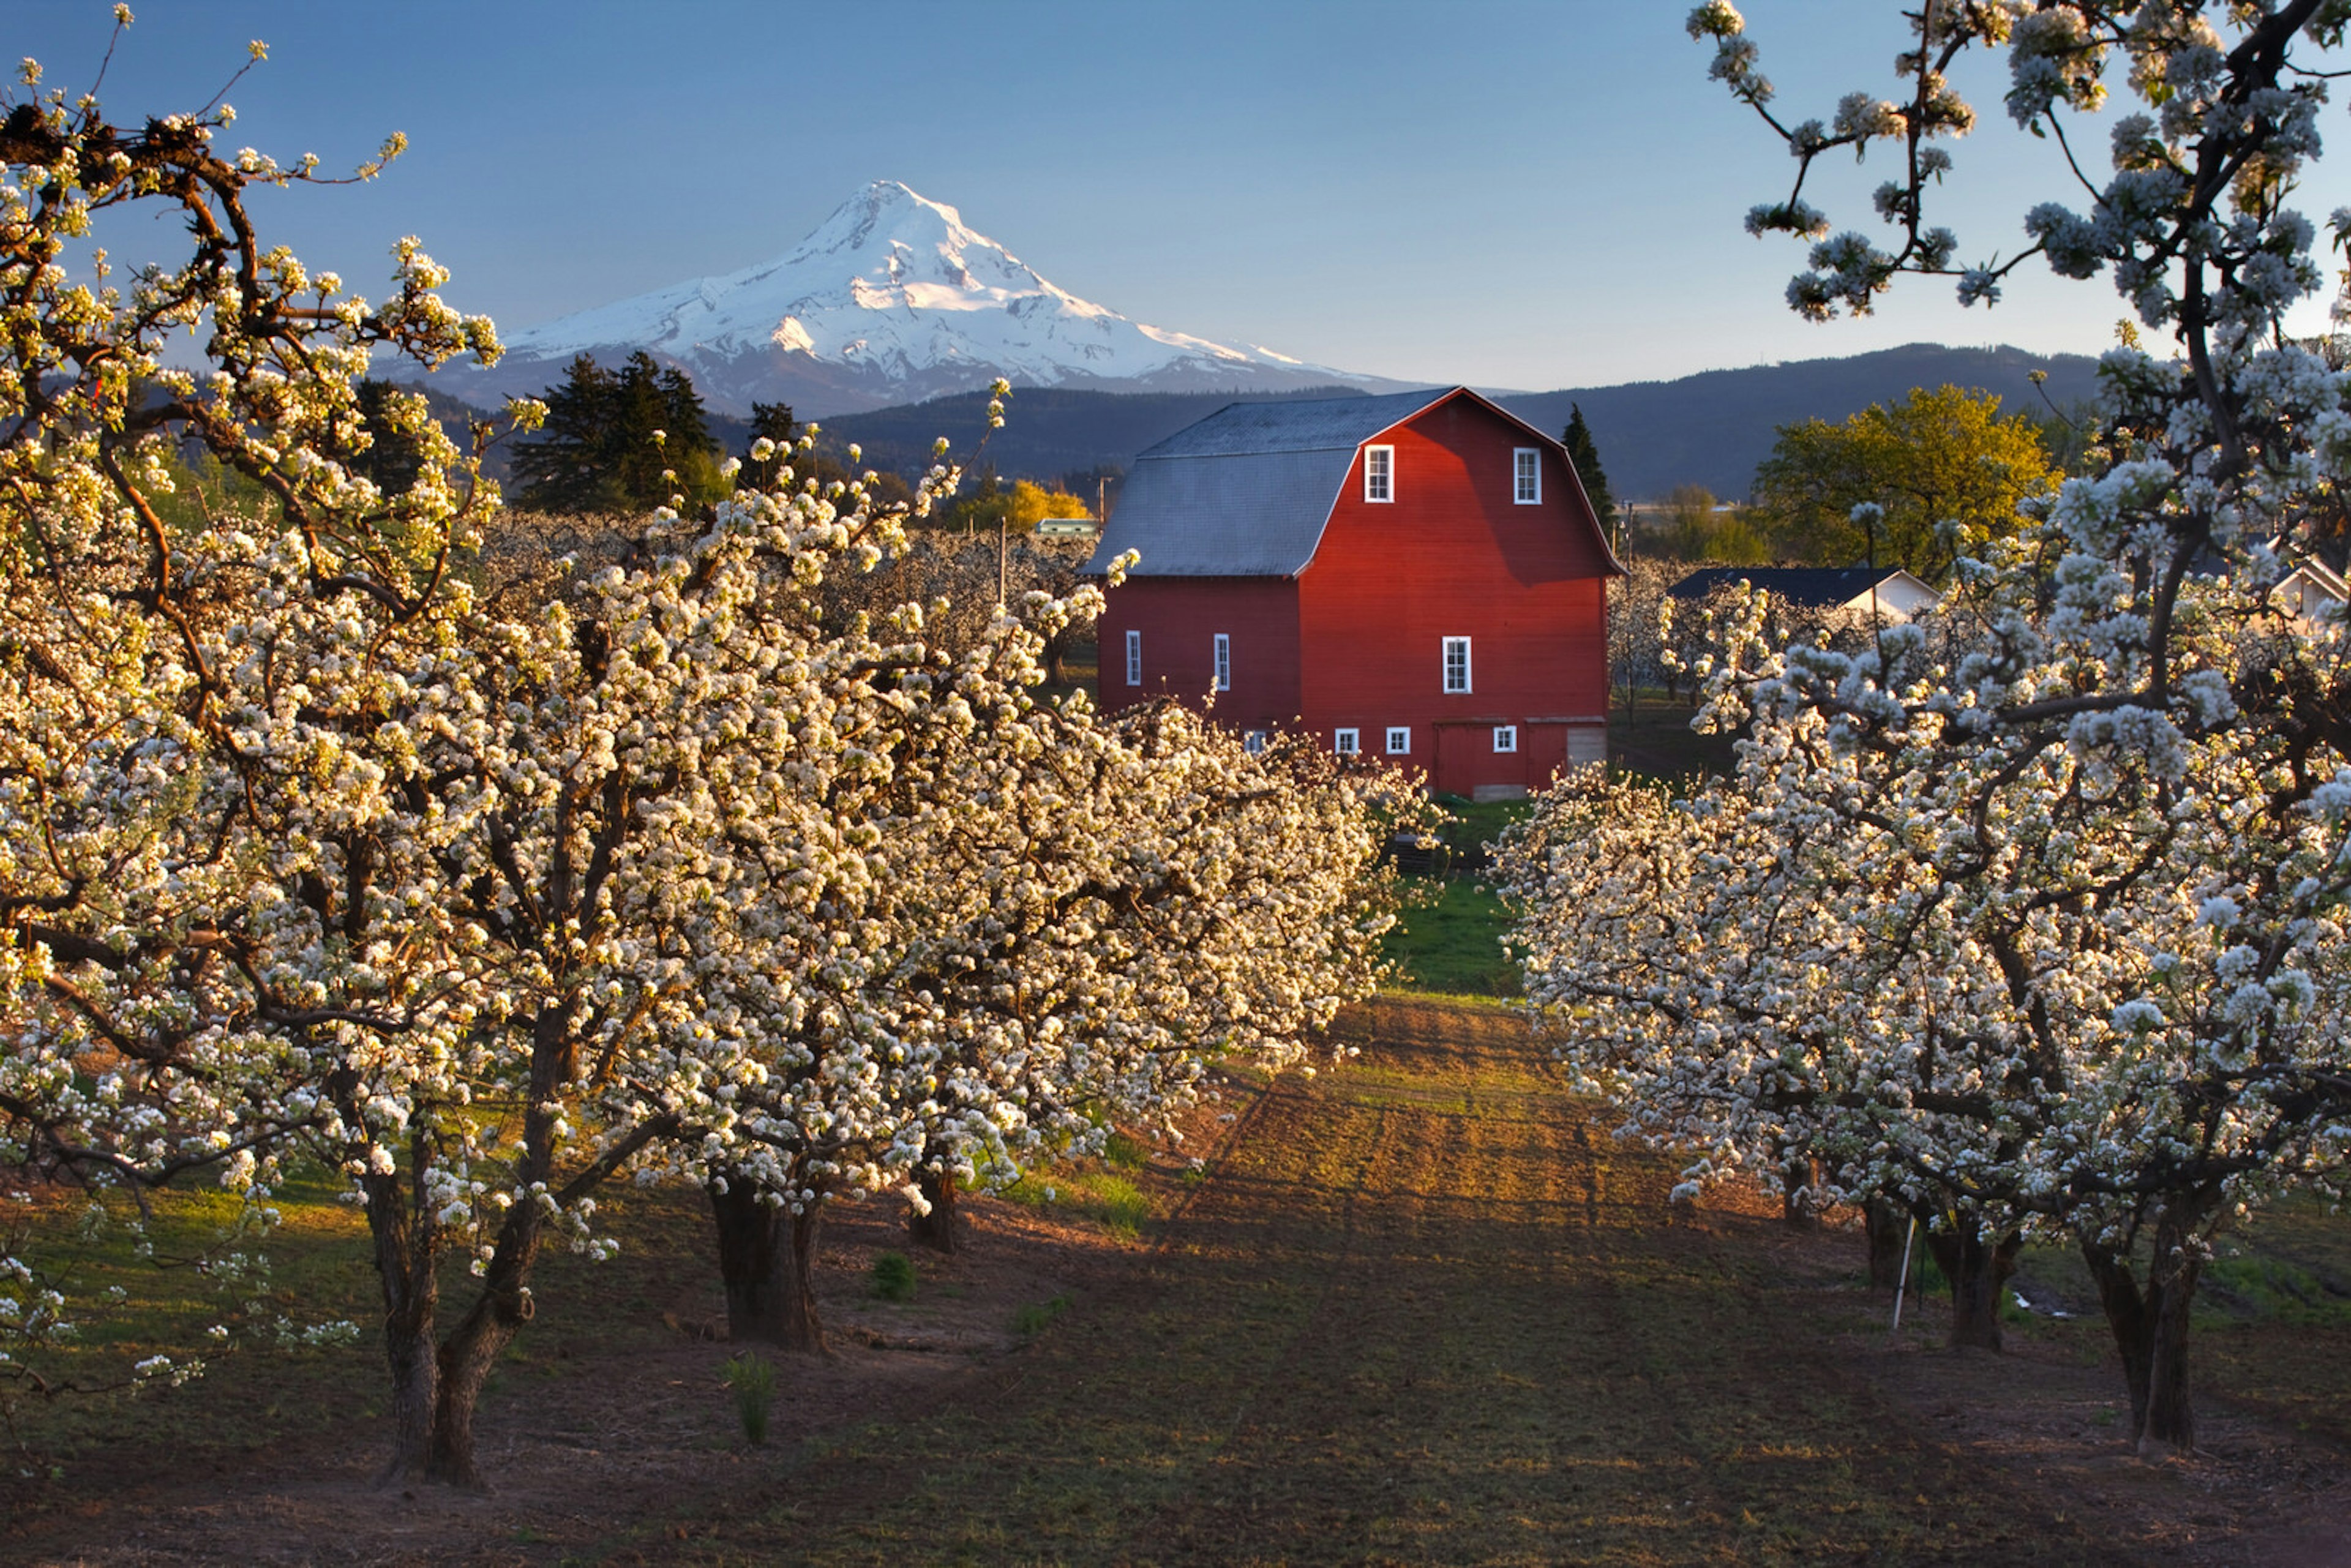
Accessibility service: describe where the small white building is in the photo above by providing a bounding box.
[1667,566,1941,623]
[2272,555,2347,632]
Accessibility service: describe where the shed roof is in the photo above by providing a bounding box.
[1667,566,1925,609]
[1084,388,1453,578]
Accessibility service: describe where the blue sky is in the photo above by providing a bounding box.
[17,1,2351,391]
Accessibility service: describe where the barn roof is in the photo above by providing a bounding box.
[1084,388,1453,577]
[1667,566,1922,608]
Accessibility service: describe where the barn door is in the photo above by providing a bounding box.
[1524,722,1568,792]
[1434,723,1483,798]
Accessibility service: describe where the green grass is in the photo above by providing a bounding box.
[614,999,2123,1566]
[1011,1295,1071,1337]
[1382,876,1521,997]
[869,1251,918,1303]
[994,1164,1155,1242]
[1379,796,1528,1000]
[1,1168,718,1507]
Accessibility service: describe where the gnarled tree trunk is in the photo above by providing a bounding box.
[2082,1203,2211,1453]
[1780,1155,1824,1229]
[908,1167,960,1254]
[364,1166,548,1490]
[364,1163,439,1483]
[1924,1223,2022,1350]
[708,1180,827,1352]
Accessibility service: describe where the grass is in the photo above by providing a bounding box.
[720,1352,776,1446]
[618,999,2132,1565]
[1011,1295,1070,1337]
[994,1161,1156,1242]
[1,1168,718,1508]
[1381,795,1528,999]
[1381,875,1521,997]
[869,1251,918,1303]
[12,999,2351,1563]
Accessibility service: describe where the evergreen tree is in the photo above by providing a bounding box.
[1561,403,1616,524]
[512,354,625,512]
[511,352,729,514]
[743,400,797,488]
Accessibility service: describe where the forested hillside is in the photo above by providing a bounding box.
[442,342,2098,508]
[779,342,2098,503]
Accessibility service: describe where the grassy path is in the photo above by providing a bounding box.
[594,1000,2123,1567]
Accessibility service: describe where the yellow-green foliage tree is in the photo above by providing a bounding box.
[1750,384,2057,581]
[1009,478,1091,528]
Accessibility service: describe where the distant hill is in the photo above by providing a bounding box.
[443,342,2105,508]
[799,342,2099,503]
[1501,343,2100,501]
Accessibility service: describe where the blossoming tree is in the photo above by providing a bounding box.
[1503,1,2351,1455]
[686,588,1422,1349]
[2,31,1422,1485]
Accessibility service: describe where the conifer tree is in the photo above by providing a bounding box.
[1561,403,1616,524]
[512,351,727,513]
[511,354,624,512]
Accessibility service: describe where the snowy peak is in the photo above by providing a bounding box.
[477,181,1402,416]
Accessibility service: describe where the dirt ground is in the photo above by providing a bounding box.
[10,999,2350,1566]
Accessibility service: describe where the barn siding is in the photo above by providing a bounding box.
[1096,575,1302,732]
[1297,397,1611,793]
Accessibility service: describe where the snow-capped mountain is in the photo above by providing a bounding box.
[445,181,1407,416]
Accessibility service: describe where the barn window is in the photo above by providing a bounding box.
[1385,726,1411,755]
[1442,636,1471,694]
[1125,629,1142,686]
[1334,727,1360,756]
[1493,725,1518,754]
[1364,446,1393,503]
[1513,448,1540,504]
[1244,729,1269,754]
[1213,632,1231,691]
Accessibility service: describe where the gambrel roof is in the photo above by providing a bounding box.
[1086,386,1591,578]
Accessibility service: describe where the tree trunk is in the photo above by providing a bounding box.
[362,1165,439,1484]
[1780,1156,1823,1230]
[1924,1223,2021,1351]
[2082,1208,2208,1453]
[908,1168,960,1254]
[420,1201,546,1489]
[708,1181,827,1353]
[1864,1201,1910,1291]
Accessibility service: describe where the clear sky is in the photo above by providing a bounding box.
[17,0,2351,391]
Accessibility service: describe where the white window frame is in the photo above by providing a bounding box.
[1513,447,1540,505]
[1493,724,1518,754]
[1363,445,1393,503]
[1243,729,1269,755]
[1213,632,1231,692]
[1442,636,1471,694]
[1333,727,1361,756]
[1125,629,1141,687]
[1385,726,1411,756]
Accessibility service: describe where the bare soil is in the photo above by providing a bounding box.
[10,999,2348,1566]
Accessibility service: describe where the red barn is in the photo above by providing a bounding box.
[1086,386,1623,798]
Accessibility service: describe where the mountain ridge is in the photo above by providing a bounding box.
[803,343,2102,503]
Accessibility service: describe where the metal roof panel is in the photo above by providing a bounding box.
[1136,388,1452,459]
[1084,448,1347,576]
